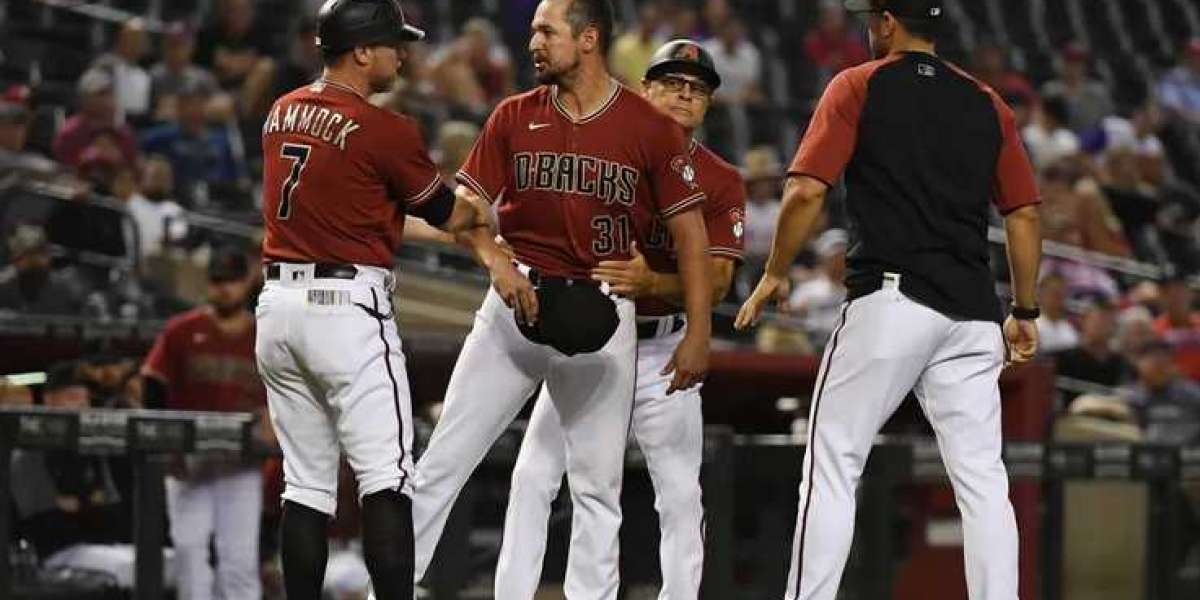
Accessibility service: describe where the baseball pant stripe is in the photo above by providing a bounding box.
[791,300,852,599]
[369,287,408,491]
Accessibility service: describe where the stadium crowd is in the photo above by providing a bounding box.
[2,0,1200,596]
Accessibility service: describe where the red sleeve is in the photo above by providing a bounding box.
[645,119,706,218]
[457,102,512,204]
[989,93,1041,214]
[142,323,179,383]
[788,68,867,186]
[704,172,747,261]
[375,116,443,208]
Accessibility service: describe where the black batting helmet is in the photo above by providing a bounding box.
[315,0,425,57]
[644,39,721,91]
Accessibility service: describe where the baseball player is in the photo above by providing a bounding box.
[492,40,744,600]
[736,1,1042,599]
[408,1,713,598]
[141,247,265,600]
[256,2,501,599]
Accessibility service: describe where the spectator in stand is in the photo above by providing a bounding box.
[92,18,153,122]
[1023,94,1080,170]
[610,2,663,87]
[433,120,480,184]
[1125,340,1200,444]
[141,80,245,208]
[1041,42,1115,133]
[141,247,268,600]
[1055,301,1133,402]
[1039,158,1130,256]
[1154,275,1200,381]
[272,17,323,98]
[118,156,188,259]
[705,17,763,159]
[52,69,138,169]
[1117,304,1159,361]
[1037,271,1080,353]
[740,146,783,261]
[0,225,84,315]
[971,39,1037,107]
[804,0,870,87]
[151,22,223,123]
[665,2,702,39]
[0,85,66,182]
[429,18,515,118]
[788,228,847,349]
[9,363,145,588]
[1098,145,1162,259]
[1158,38,1200,127]
[194,0,278,118]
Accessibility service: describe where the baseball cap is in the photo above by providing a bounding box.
[843,0,943,19]
[207,247,250,282]
[644,39,722,91]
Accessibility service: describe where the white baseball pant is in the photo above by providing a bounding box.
[166,467,263,600]
[494,317,704,599]
[784,275,1018,600]
[256,263,415,516]
[411,286,638,600]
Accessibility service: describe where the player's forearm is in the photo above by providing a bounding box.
[1004,205,1042,308]
[764,176,828,279]
[458,225,511,272]
[665,210,712,338]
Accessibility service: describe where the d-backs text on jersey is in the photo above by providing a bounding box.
[263,102,361,151]
[513,151,640,207]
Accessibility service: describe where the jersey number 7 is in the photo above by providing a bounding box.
[277,143,312,220]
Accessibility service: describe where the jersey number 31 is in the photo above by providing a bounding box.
[277,143,312,220]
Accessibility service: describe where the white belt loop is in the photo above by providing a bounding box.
[882,271,901,290]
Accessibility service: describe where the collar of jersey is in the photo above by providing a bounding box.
[316,78,366,101]
[550,78,622,125]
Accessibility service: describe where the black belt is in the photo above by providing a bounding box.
[265,263,358,280]
[636,315,685,339]
[527,267,599,289]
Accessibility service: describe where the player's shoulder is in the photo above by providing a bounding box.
[617,88,682,130]
[487,86,551,122]
[692,141,741,181]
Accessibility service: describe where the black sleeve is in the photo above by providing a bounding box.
[408,185,456,229]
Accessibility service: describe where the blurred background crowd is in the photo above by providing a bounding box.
[3,0,1200,597]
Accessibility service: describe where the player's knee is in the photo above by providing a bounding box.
[510,464,563,501]
[654,480,702,519]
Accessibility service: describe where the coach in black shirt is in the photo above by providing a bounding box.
[737,1,1042,599]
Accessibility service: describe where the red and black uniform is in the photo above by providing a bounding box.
[261,80,451,267]
[791,52,1039,322]
[143,307,264,413]
[457,82,706,279]
[638,140,746,317]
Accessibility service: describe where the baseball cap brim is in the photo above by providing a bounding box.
[645,60,721,91]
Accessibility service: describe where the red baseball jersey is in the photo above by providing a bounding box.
[637,140,747,317]
[260,80,443,267]
[142,308,265,413]
[457,83,705,279]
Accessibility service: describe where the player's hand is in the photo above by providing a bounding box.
[591,243,654,298]
[663,331,709,394]
[734,273,791,330]
[490,260,538,326]
[1002,315,1039,366]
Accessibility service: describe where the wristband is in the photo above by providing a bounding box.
[1011,305,1040,320]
